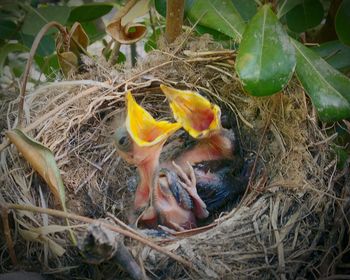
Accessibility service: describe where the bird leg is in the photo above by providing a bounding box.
[171,161,209,219]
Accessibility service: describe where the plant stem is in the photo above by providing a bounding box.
[165,0,185,43]
[18,21,68,128]
[108,41,121,65]
[130,43,137,67]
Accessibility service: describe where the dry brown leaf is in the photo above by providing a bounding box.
[57,51,79,77]
[55,22,88,76]
[6,129,66,210]
[121,0,150,26]
[106,0,149,44]
[69,22,89,56]
[107,21,147,44]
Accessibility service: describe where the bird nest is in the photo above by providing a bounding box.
[1,34,349,279]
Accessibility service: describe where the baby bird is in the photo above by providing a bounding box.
[160,84,248,213]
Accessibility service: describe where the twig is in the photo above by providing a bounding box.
[0,204,17,266]
[3,203,196,272]
[108,41,121,65]
[106,212,143,239]
[18,21,67,128]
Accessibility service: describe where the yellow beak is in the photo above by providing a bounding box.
[125,91,181,147]
[160,84,221,139]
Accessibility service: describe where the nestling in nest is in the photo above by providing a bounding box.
[113,85,250,232]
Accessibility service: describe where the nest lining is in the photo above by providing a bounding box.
[0,34,348,279]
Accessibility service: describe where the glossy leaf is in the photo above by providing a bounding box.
[68,3,114,23]
[231,0,257,22]
[312,40,350,72]
[236,5,296,96]
[277,0,303,18]
[186,0,246,41]
[6,129,67,210]
[154,0,167,17]
[285,0,324,33]
[195,25,232,41]
[293,40,350,121]
[21,6,70,36]
[335,0,350,46]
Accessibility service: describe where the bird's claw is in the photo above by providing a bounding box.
[171,161,209,218]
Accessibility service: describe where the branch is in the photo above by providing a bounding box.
[165,0,185,43]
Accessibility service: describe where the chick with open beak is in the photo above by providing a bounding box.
[114,91,181,212]
[160,84,236,168]
[160,84,248,213]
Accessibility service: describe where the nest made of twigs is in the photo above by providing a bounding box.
[1,34,349,279]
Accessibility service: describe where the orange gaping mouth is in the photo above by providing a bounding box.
[160,84,221,138]
[125,91,181,147]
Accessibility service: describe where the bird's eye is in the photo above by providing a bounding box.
[114,126,132,152]
[119,136,127,146]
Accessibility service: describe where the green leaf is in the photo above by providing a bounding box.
[231,0,257,22]
[154,0,166,17]
[20,33,55,57]
[144,28,163,52]
[68,3,114,23]
[81,21,105,43]
[312,40,350,72]
[195,25,232,41]
[285,0,324,33]
[6,129,67,210]
[186,0,246,41]
[292,39,350,121]
[277,0,303,18]
[117,51,126,64]
[236,5,296,96]
[21,6,71,36]
[0,43,28,74]
[0,20,18,40]
[35,54,60,79]
[335,0,350,46]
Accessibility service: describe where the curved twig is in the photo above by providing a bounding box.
[18,21,68,128]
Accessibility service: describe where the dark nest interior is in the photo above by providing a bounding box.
[0,34,349,279]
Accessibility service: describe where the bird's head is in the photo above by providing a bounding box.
[160,84,221,139]
[114,91,181,166]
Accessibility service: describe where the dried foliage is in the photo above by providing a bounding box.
[0,34,349,279]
